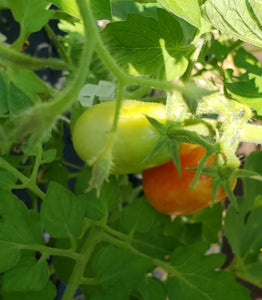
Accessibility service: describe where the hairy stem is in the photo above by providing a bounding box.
[0,157,45,200]
[0,42,72,70]
[62,227,102,300]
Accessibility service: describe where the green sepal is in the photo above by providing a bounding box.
[145,115,167,135]
[169,140,181,177]
[141,135,170,165]
[211,176,221,207]
[181,82,217,114]
[222,179,239,213]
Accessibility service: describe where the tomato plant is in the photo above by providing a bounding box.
[143,143,237,215]
[72,100,171,174]
[0,1,262,300]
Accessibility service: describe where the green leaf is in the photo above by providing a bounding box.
[41,161,70,186]
[7,0,54,37]
[92,245,152,291]
[0,190,44,273]
[112,1,160,21]
[2,281,57,300]
[167,242,251,300]
[233,47,262,76]
[102,8,193,79]
[79,175,120,221]
[181,82,216,114]
[225,74,262,115]
[224,201,262,286]
[190,203,223,243]
[0,243,20,273]
[90,0,112,20]
[0,72,8,116]
[42,148,57,164]
[223,153,262,286]
[79,189,107,221]
[0,189,42,244]
[2,256,49,292]
[41,182,84,238]
[137,277,166,300]
[52,0,111,20]
[119,196,158,234]
[0,170,17,190]
[0,70,38,116]
[90,287,128,300]
[164,217,202,246]
[8,82,34,115]
[243,151,262,211]
[6,69,53,105]
[201,0,262,48]
[157,0,201,28]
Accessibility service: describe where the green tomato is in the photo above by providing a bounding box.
[72,100,171,174]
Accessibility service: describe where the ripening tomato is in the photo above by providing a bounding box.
[142,143,237,215]
[72,100,172,174]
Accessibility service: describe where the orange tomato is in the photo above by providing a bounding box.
[142,143,236,215]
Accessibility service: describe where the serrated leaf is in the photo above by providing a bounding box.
[0,170,17,190]
[224,201,262,285]
[0,189,42,244]
[41,182,84,238]
[52,0,111,20]
[0,72,8,116]
[90,287,128,300]
[225,74,262,115]
[6,69,53,105]
[157,0,201,28]
[79,189,107,221]
[201,0,262,48]
[137,277,166,300]
[8,0,54,36]
[2,256,49,293]
[181,82,215,114]
[190,204,223,243]
[224,152,262,286]
[0,243,20,273]
[119,196,158,234]
[167,242,250,300]
[112,1,160,21]
[92,245,152,291]
[233,47,262,76]
[243,151,262,211]
[42,148,57,164]
[2,281,57,300]
[102,8,193,79]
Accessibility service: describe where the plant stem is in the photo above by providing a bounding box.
[0,42,72,70]
[0,157,45,200]
[240,123,262,144]
[62,227,102,300]
[101,231,181,277]
[45,23,71,63]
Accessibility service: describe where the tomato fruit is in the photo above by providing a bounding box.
[72,100,172,174]
[142,143,237,215]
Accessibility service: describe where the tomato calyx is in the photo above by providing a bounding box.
[144,115,221,182]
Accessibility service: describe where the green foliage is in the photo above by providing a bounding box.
[224,152,262,287]
[202,0,262,48]
[41,182,85,238]
[0,0,262,299]
[102,8,194,80]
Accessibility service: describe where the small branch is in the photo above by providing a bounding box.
[240,123,262,144]
[0,42,72,71]
[62,228,103,300]
[45,23,71,63]
[80,277,100,286]
[0,157,45,200]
